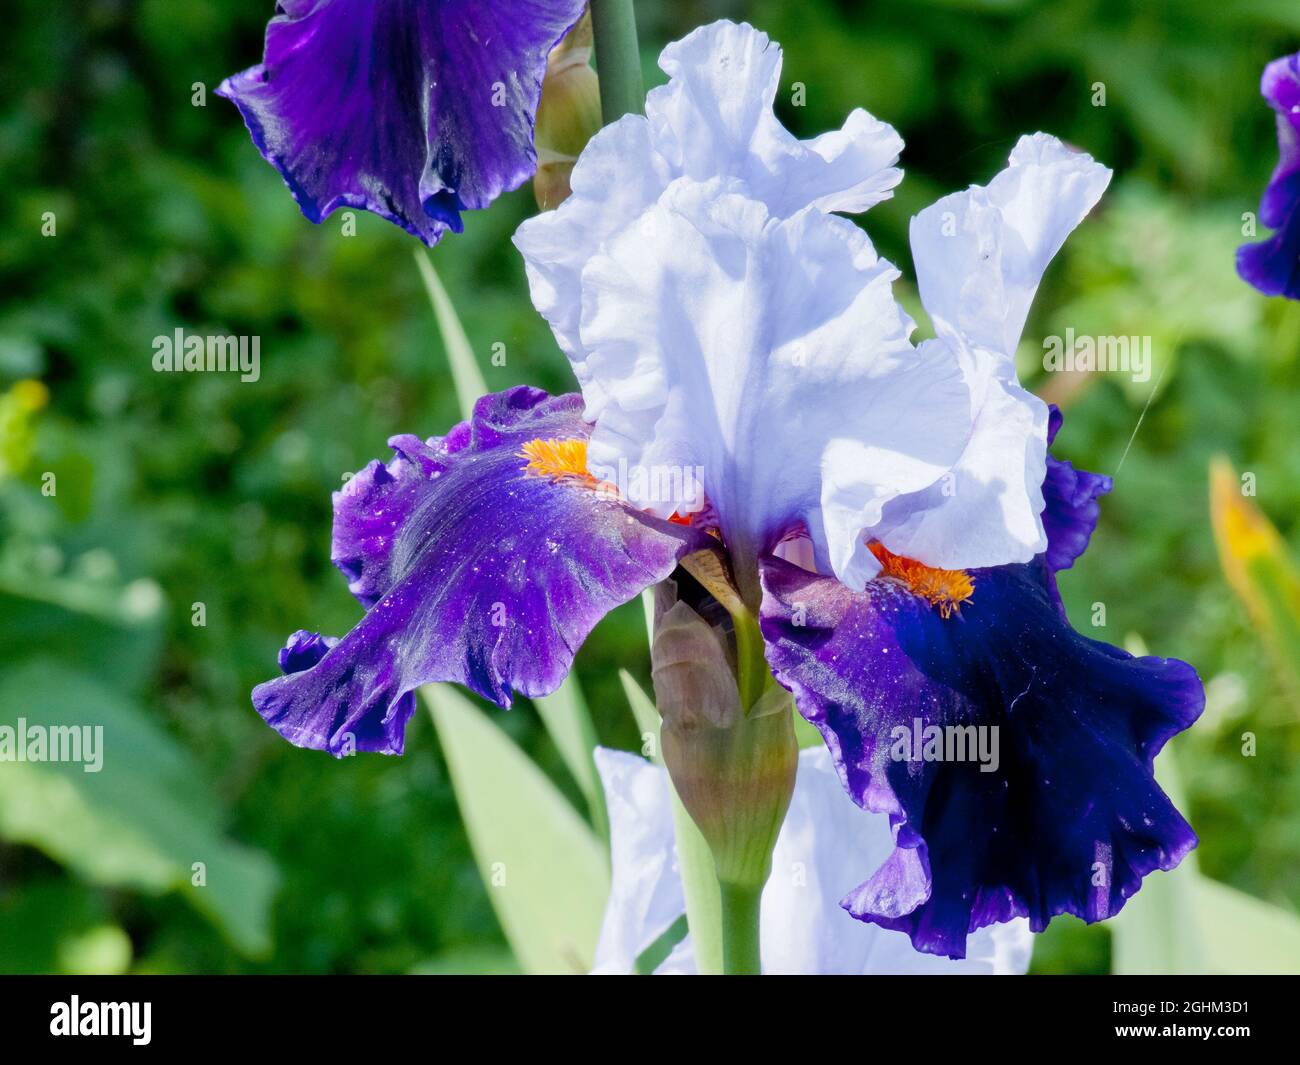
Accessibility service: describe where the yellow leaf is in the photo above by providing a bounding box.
[1209,456,1300,702]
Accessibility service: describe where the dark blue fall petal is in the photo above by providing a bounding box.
[254,387,708,757]
[218,0,587,245]
[759,557,1203,959]
[1237,52,1300,299]
[758,418,1202,958]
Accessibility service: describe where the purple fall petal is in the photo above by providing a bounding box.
[270,629,419,752]
[1041,406,1112,585]
[278,629,339,672]
[218,0,587,244]
[254,387,708,756]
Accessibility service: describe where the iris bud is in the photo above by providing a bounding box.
[651,566,798,893]
[533,12,602,211]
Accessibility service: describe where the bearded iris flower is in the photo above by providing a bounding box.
[218,0,589,244]
[254,20,1203,960]
[1237,52,1300,299]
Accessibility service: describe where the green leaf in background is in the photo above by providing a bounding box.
[618,667,660,761]
[1210,456,1300,704]
[0,878,132,975]
[1191,877,1300,974]
[634,913,688,975]
[422,684,609,974]
[415,250,488,421]
[1112,861,1300,975]
[0,660,279,959]
[0,576,162,699]
[408,945,523,975]
[1109,853,1206,975]
[666,778,723,974]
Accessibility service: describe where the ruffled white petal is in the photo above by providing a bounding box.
[592,746,1033,975]
[911,133,1112,358]
[514,17,904,431]
[578,181,972,588]
[877,134,1112,570]
[871,348,1050,569]
[647,21,903,217]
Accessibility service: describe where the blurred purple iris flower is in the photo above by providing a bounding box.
[1238,52,1300,298]
[218,0,588,244]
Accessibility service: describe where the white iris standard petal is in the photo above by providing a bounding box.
[591,746,1034,976]
[514,22,914,589]
[914,133,1113,358]
[577,180,972,595]
[646,20,904,217]
[874,134,1114,569]
[514,117,672,378]
[515,21,953,593]
[514,19,904,372]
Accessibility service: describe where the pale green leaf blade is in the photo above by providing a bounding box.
[1110,863,1205,974]
[617,668,660,764]
[414,251,487,419]
[640,587,655,645]
[1110,741,1202,974]
[1101,742,1300,975]
[669,786,723,974]
[1192,878,1300,974]
[1113,864,1300,975]
[423,684,609,974]
[533,674,607,838]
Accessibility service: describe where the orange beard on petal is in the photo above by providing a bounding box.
[519,437,599,484]
[519,436,625,504]
[519,437,703,527]
[869,540,975,619]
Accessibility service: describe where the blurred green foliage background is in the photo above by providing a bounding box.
[1,0,1298,974]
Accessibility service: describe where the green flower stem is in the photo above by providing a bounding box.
[719,881,764,975]
[590,0,644,123]
[733,609,775,714]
